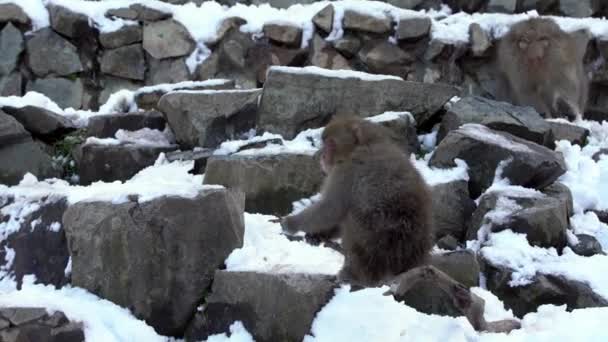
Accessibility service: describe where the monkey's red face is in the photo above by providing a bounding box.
[320,138,336,174]
[518,35,550,67]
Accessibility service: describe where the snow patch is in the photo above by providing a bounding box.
[270,65,403,81]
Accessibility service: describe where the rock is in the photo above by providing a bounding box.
[484,263,608,317]
[204,153,323,215]
[100,44,146,81]
[258,67,459,139]
[165,148,213,175]
[430,250,480,288]
[135,79,234,110]
[146,55,190,85]
[248,43,308,83]
[310,34,352,71]
[396,17,431,41]
[571,234,604,257]
[467,183,572,250]
[2,106,74,140]
[99,24,143,49]
[158,88,261,148]
[143,19,195,59]
[130,3,173,22]
[74,143,177,185]
[63,189,245,336]
[0,72,22,96]
[0,308,47,325]
[358,41,412,75]
[211,17,247,44]
[26,77,83,110]
[98,77,142,106]
[49,4,90,38]
[333,35,361,58]
[0,23,23,76]
[436,235,459,250]
[86,111,166,138]
[188,271,336,342]
[431,180,476,241]
[263,23,302,48]
[469,23,491,56]
[0,197,70,288]
[343,10,392,34]
[547,121,589,147]
[559,0,599,17]
[0,111,59,185]
[593,148,608,162]
[26,28,83,77]
[437,96,553,147]
[106,7,139,20]
[312,5,334,34]
[51,322,85,341]
[369,112,419,153]
[520,0,558,13]
[0,3,31,26]
[391,266,487,331]
[424,39,446,61]
[486,0,518,13]
[430,124,567,197]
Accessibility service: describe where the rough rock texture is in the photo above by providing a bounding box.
[74,143,177,185]
[63,189,245,336]
[431,180,477,241]
[26,28,83,77]
[484,262,608,318]
[86,111,166,138]
[258,67,459,139]
[312,5,334,33]
[430,250,480,288]
[143,19,195,59]
[343,10,392,34]
[396,17,432,41]
[99,24,143,49]
[158,89,261,148]
[571,234,604,257]
[0,23,23,76]
[467,182,572,250]
[166,148,214,175]
[546,121,589,147]
[0,111,59,185]
[134,79,234,110]
[0,3,31,26]
[0,197,70,288]
[146,56,190,85]
[26,78,84,110]
[430,124,567,197]
[438,96,553,146]
[49,4,90,38]
[371,112,419,153]
[204,153,324,216]
[100,44,146,81]
[2,105,75,140]
[0,308,84,342]
[310,34,352,71]
[263,23,302,48]
[186,271,337,342]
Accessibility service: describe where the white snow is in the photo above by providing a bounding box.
[570,210,608,252]
[225,213,344,275]
[460,124,534,154]
[365,111,414,124]
[0,155,219,205]
[214,128,322,156]
[133,79,232,96]
[270,65,403,81]
[412,155,469,186]
[85,127,176,147]
[470,287,516,322]
[206,321,254,342]
[0,279,166,342]
[0,0,50,31]
[0,92,63,114]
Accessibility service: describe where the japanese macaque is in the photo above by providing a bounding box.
[279,116,433,287]
[496,17,590,120]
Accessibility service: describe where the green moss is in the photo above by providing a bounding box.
[52,129,86,182]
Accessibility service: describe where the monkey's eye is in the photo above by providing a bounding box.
[518,40,529,49]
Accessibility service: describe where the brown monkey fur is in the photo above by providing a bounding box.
[280,116,433,287]
[496,17,590,120]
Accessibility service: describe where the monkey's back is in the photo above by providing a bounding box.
[344,142,433,282]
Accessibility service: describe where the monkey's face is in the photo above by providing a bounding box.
[518,34,550,66]
[320,117,360,174]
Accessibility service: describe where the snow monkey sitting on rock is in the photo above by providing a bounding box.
[278,116,433,287]
[496,17,590,120]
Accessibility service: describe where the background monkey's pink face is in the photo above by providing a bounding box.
[518,33,550,66]
[320,137,336,174]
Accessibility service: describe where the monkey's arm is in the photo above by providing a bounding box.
[281,172,351,234]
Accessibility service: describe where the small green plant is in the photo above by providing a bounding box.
[53,129,86,183]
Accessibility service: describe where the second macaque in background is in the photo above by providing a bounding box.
[496,17,591,120]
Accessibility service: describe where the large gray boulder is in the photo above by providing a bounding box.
[484,261,608,317]
[0,23,23,76]
[63,189,245,336]
[204,153,324,216]
[263,23,302,48]
[74,143,177,185]
[0,3,31,26]
[26,28,83,77]
[0,111,59,185]
[343,10,392,34]
[186,271,337,342]
[0,197,70,288]
[145,55,190,85]
[48,4,89,38]
[99,24,143,49]
[0,308,84,342]
[134,79,234,110]
[143,19,195,59]
[431,180,476,242]
[2,105,74,140]
[258,67,459,139]
[430,250,480,288]
[467,182,572,250]
[438,96,553,146]
[86,111,166,138]
[100,44,146,81]
[26,77,84,110]
[429,124,567,197]
[158,89,261,148]
[0,72,21,97]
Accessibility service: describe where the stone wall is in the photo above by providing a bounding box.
[1,0,607,114]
